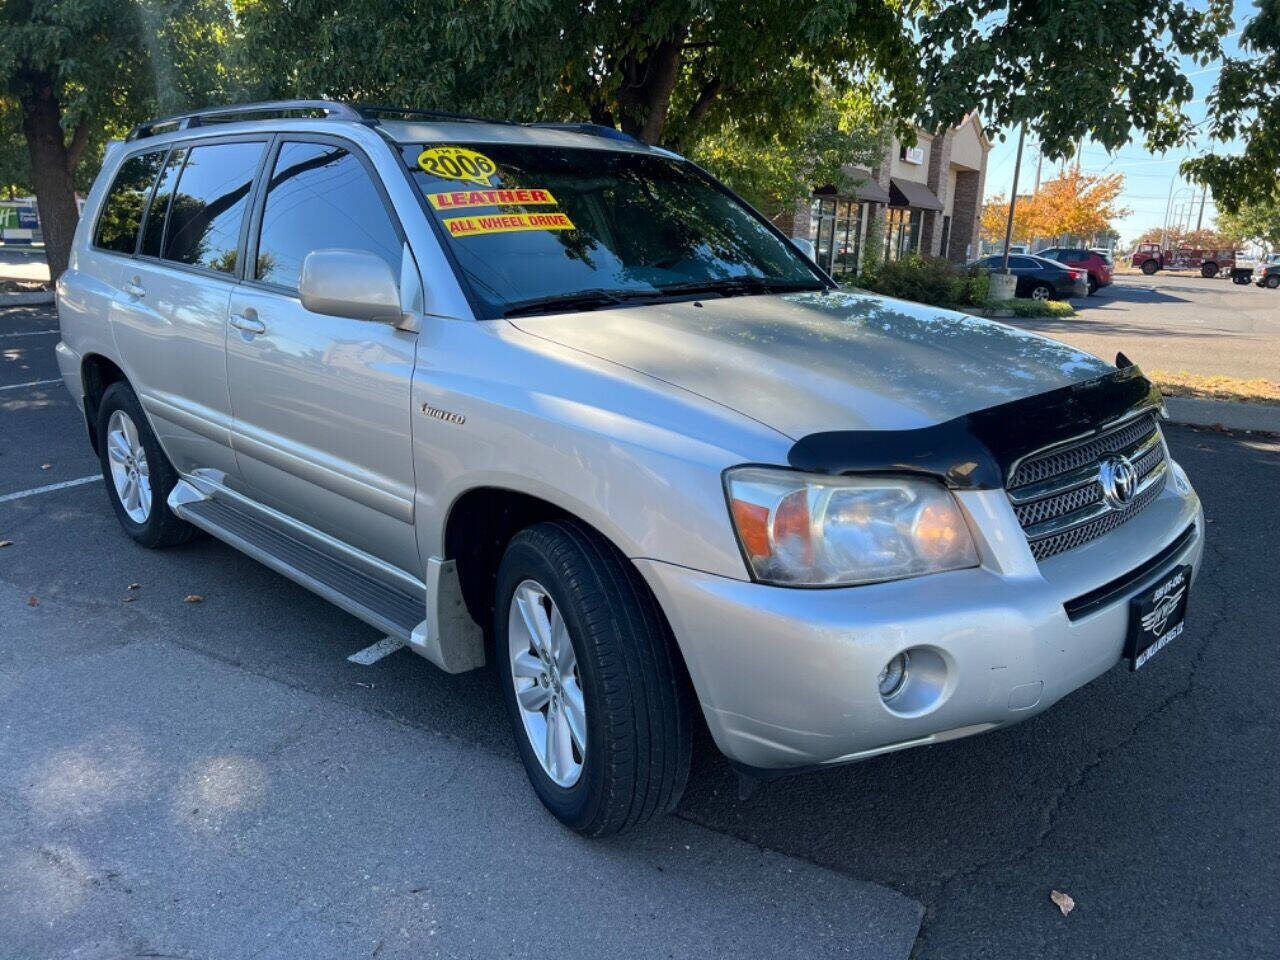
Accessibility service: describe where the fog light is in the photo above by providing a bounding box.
[878,652,910,700]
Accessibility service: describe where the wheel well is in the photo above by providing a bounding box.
[80,354,127,453]
[445,488,572,627]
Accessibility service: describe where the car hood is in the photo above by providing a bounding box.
[508,289,1112,439]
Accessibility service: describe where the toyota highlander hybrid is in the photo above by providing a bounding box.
[54,101,1204,835]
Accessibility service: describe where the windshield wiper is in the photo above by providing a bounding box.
[502,288,660,318]
[655,276,827,298]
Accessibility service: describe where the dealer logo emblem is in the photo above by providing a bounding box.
[1098,454,1139,509]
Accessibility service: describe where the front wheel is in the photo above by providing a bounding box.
[96,381,199,548]
[1267,275,1280,289]
[495,520,692,836]
[1141,259,1159,275]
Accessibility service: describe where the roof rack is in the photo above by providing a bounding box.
[127,100,363,141]
[126,99,514,141]
[525,122,642,145]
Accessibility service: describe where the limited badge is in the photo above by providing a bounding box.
[417,146,499,186]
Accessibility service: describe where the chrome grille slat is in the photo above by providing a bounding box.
[1006,411,1168,562]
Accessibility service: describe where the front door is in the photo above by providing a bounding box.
[225,137,420,577]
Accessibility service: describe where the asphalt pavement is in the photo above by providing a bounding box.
[3,304,1278,959]
[1007,272,1280,382]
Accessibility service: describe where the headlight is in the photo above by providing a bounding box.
[725,467,979,586]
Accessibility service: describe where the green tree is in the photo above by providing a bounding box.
[1216,193,1280,250]
[232,0,921,151]
[0,0,235,278]
[918,1,1234,160]
[1183,1,1280,212]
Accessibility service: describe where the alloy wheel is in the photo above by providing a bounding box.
[507,579,587,787]
[106,409,152,524]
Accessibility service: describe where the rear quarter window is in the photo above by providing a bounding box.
[93,150,166,254]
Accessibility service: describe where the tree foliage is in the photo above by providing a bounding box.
[1183,1,1280,212]
[1215,194,1280,250]
[980,170,1128,245]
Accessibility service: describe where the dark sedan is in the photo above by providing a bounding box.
[970,254,1085,300]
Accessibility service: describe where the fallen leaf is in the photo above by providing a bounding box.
[27,596,39,607]
[183,594,204,604]
[127,583,141,590]
[0,539,13,548]
[121,596,136,603]
[40,463,51,470]
[1050,889,1075,916]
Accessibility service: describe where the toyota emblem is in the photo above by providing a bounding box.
[1098,454,1139,509]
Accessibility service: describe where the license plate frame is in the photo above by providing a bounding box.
[1124,564,1191,671]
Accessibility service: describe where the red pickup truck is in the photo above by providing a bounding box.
[1130,243,1240,278]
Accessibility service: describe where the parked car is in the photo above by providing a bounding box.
[1258,260,1280,289]
[1088,246,1115,267]
[1037,246,1113,294]
[970,253,1086,299]
[56,100,1205,836]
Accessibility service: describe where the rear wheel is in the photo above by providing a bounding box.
[1087,275,1099,295]
[96,381,199,548]
[495,520,692,836]
[1201,262,1218,278]
[1141,259,1159,275]
[1029,283,1053,301]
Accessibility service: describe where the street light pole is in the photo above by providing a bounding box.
[1001,123,1027,275]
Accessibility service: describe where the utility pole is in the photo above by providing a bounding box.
[1001,123,1027,275]
[1195,185,1208,232]
[1033,145,1043,194]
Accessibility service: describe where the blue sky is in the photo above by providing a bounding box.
[981,0,1255,245]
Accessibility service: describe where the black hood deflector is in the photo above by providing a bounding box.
[787,363,1163,490]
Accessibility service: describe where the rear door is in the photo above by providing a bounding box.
[225,136,420,577]
[108,137,268,481]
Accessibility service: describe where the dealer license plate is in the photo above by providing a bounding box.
[1124,565,1191,671]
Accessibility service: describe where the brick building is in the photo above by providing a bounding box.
[775,113,990,281]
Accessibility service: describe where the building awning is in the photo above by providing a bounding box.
[889,177,942,211]
[854,179,891,204]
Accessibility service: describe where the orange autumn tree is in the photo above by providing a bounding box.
[981,170,1128,247]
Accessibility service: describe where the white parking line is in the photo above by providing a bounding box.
[0,475,101,504]
[0,378,60,391]
[347,635,406,665]
[0,329,59,338]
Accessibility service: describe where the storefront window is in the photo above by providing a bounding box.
[809,197,836,273]
[884,207,921,262]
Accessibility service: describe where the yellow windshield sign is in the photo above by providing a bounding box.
[427,188,558,210]
[417,146,499,186]
[443,212,576,237]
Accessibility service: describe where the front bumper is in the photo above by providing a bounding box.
[638,463,1204,770]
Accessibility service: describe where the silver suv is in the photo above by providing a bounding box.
[56,101,1204,835]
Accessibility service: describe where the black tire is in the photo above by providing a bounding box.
[1201,263,1218,278]
[1029,282,1053,301]
[1141,259,1159,275]
[1087,275,1099,295]
[96,380,200,548]
[495,519,693,836]
[1267,275,1280,290]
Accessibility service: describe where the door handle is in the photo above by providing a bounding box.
[124,276,146,298]
[229,310,266,335]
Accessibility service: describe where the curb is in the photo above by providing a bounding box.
[1164,396,1280,436]
[0,291,54,306]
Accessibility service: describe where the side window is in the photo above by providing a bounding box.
[254,141,402,290]
[162,141,264,274]
[139,148,187,258]
[1011,256,1037,269]
[93,151,166,254]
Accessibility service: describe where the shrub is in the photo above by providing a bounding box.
[855,254,981,308]
[984,298,1076,318]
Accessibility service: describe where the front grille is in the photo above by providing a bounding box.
[1007,411,1168,562]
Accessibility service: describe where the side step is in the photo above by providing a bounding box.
[173,493,423,641]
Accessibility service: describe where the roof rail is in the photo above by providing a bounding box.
[127,100,364,141]
[356,104,514,125]
[525,122,643,145]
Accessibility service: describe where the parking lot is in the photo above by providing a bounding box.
[1008,272,1280,382]
[3,302,1278,959]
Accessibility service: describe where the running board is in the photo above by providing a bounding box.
[171,486,423,641]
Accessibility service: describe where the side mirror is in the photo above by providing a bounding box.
[791,237,817,261]
[299,248,403,323]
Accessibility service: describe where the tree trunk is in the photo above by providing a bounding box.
[615,25,688,145]
[19,77,82,281]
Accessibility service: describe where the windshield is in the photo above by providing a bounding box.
[403,142,825,317]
